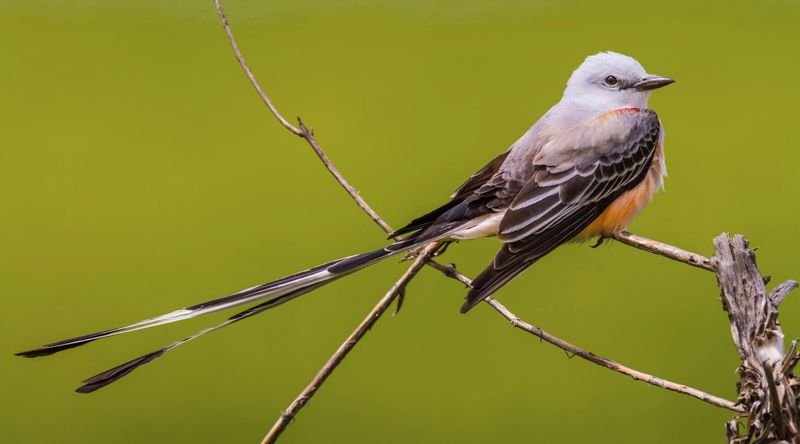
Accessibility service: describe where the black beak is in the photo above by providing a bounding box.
[631,75,675,91]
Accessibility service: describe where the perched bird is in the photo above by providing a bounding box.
[17,51,674,393]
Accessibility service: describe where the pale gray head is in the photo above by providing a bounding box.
[562,51,674,109]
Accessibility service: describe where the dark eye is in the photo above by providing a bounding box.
[604,75,619,86]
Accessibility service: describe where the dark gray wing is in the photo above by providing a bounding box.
[462,109,662,312]
[451,150,511,199]
[390,150,511,238]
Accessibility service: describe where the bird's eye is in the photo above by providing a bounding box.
[604,75,619,86]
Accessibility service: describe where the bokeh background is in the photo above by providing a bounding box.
[3,1,799,442]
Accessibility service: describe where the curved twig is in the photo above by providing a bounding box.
[425,261,741,412]
[213,0,393,235]
[485,296,743,412]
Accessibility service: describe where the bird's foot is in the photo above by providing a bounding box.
[590,234,610,248]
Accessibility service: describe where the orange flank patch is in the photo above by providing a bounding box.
[575,166,659,240]
[595,107,641,122]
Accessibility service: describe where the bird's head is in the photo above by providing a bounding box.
[563,51,674,109]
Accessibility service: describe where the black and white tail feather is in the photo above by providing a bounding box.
[14,145,512,393]
[15,139,518,393]
[15,234,445,393]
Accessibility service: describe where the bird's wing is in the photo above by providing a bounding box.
[390,150,510,238]
[450,150,511,199]
[461,108,661,312]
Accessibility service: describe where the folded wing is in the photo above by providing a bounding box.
[461,108,662,312]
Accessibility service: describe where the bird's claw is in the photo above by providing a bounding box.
[590,234,609,248]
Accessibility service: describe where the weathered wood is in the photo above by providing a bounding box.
[713,234,800,443]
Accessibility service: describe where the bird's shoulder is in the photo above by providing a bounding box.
[534,107,660,169]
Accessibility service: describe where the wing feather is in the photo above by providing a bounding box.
[461,108,662,312]
[389,150,511,238]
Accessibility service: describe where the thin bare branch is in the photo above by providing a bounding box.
[213,0,394,235]
[426,261,472,287]
[424,262,742,412]
[612,231,716,272]
[213,0,300,135]
[484,296,743,412]
[260,243,441,444]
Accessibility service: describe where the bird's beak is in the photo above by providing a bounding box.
[631,75,675,91]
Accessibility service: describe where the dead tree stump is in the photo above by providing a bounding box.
[714,234,800,443]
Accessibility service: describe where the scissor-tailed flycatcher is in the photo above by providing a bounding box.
[18,51,674,393]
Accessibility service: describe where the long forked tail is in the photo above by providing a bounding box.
[74,282,327,393]
[17,240,421,361]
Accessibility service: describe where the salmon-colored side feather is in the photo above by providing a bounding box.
[575,137,664,240]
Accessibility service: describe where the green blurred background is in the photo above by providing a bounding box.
[2,0,799,442]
